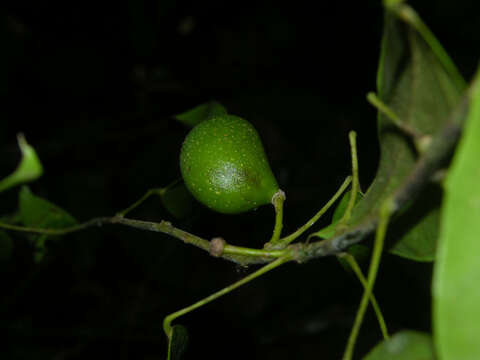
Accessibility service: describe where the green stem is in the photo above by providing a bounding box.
[0,216,289,265]
[338,131,360,227]
[266,190,286,246]
[116,189,164,217]
[367,92,421,138]
[272,176,352,249]
[342,200,392,360]
[116,179,181,217]
[223,245,287,258]
[338,252,389,340]
[393,3,466,91]
[0,217,114,236]
[163,255,291,338]
[367,92,433,153]
[121,218,211,252]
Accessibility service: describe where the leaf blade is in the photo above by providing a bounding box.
[167,325,189,360]
[347,4,463,261]
[433,70,480,360]
[363,331,434,360]
[174,101,227,127]
[19,186,77,229]
[0,135,43,193]
[18,186,77,261]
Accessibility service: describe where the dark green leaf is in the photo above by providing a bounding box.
[116,180,194,219]
[387,185,441,261]
[433,69,480,360]
[347,3,464,261]
[18,186,77,261]
[0,230,13,261]
[161,183,194,220]
[0,135,43,193]
[309,190,363,240]
[363,331,434,360]
[174,101,227,127]
[307,190,369,269]
[309,222,336,240]
[167,325,189,360]
[332,190,362,223]
[19,186,77,229]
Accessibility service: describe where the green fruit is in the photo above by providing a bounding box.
[180,115,279,214]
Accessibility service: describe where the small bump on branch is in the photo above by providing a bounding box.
[209,237,226,257]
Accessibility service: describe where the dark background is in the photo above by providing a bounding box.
[1,0,479,359]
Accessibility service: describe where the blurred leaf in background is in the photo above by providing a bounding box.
[0,135,43,193]
[18,186,76,261]
[363,331,434,360]
[174,101,227,127]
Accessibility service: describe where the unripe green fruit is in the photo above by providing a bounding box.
[180,115,279,214]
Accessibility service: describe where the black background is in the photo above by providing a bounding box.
[1,0,479,359]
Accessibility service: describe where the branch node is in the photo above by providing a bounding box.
[161,220,173,228]
[209,237,226,257]
[415,134,432,153]
[271,189,286,208]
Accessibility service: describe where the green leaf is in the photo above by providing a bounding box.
[309,190,363,240]
[167,325,189,360]
[19,186,77,229]
[0,230,13,261]
[363,331,434,360]
[0,134,43,193]
[346,3,464,261]
[387,185,441,261]
[174,101,227,127]
[116,180,194,219]
[161,183,194,220]
[433,70,480,360]
[309,222,336,240]
[332,190,361,223]
[307,190,369,269]
[18,186,77,261]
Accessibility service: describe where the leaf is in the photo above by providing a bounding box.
[18,186,77,261]
[433,70,480,360]
[174,101,227,127]
[332,190,362,223]
[116,180,194,219]
[0,134,43,193]
[161,183,194,220]
[345,2,464,261]
[19,186,77,229]
[167,325,189,360]
[307,190,369,269]
[0,230,13,262]
[309,190,363,240]
[363,331,434,360]
[387,185,441,261]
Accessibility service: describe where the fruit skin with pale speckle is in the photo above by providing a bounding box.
[180,115,279,214]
